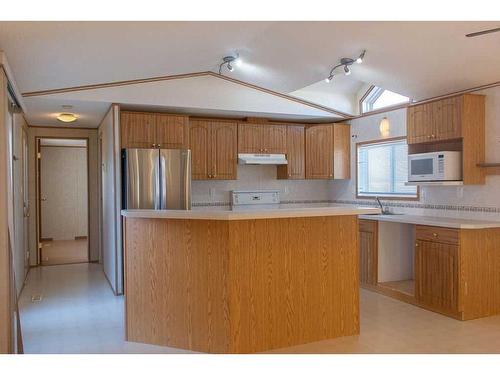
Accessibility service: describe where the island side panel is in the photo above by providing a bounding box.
[460,228,500,320]
[227,215,360,353]
[124,218,231,352]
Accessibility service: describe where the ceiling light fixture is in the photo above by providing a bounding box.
[57,113,78,123]
[218,54,241,74]
[325,50,366,83]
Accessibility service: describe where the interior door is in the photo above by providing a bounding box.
[22,129,29,274]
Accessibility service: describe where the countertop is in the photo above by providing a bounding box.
[359,213,500,229]
[121,204,381,220]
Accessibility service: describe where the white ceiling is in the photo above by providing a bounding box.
[1,21,499,127]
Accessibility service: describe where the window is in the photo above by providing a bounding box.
[357,139,417,199]
[361,86,410,113]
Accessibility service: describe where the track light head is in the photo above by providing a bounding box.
[219,54,240,74]
[356,50,366,64]
[325,50,365,82]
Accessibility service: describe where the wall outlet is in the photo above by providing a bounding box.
[457,187,464,199]
[209,188,215,200]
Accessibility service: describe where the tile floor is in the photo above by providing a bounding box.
[19,263,500,354]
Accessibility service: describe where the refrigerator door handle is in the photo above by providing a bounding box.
[159,153,167,209]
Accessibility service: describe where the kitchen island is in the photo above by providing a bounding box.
[121,205,379,353]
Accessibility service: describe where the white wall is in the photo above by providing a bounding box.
[192,165,331,205]
[99,104,122,294]
[330,85,500,220]
[40,146,88,240]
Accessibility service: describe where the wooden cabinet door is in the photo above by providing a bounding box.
[238,124,263,153]
[305,124,333,179]
[434,96,462,141]
[120,112,156,148]
[261,125,287,154]
[278,125,305,179]
[155,114,189,149]
[407,103,434,144]
[210,122,237,180]
[333,123,350,179]
[415,240,459,314]
[189,120,210,180]
[359,220,378,286]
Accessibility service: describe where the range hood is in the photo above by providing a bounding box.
[237,153,288,165]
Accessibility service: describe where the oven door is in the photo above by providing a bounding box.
[408,156,437,181]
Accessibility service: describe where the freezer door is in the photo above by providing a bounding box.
[124,148,160,209]
[159,149,191,210]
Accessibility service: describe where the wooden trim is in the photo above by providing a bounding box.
[346,80,500,122]
[22,71,210,97]
[355,136,420,201]
[35,136,91,265]
[212,73,351,117]
[358,85,376,114]
[74,236,87,240]
[22,71,349,118]
[28,125,99,131]
[39,145,87,149]
[40,237,53,242]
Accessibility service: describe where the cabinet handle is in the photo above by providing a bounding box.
[415,242,419,247]
[431,134,436,138]
[152,143,156,148]
[432,233,438,237]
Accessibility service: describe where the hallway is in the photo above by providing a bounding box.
[18,263,193,354]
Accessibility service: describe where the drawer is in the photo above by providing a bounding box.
[416,225,460,245]
[359,219,377,233]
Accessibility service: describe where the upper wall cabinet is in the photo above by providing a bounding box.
[120,111,189,149]
[189,119,237,180]
[120,112,156,148]
[237,123,287,154]
[277,125,305,180]
[155,114,189,149]
[305,123,350,180]
[407,94,478,145]
[407,94,485,185]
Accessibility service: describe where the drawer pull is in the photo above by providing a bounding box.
[433,233,438,237]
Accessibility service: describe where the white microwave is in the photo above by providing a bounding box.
[408,151,462,182]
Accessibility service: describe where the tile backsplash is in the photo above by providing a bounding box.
[192,165,331,204]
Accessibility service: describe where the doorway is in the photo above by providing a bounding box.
[36,138,90,266]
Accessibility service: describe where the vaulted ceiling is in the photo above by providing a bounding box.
[1,21,499,127]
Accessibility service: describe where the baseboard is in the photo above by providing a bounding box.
[40,237,53,242]
[74,236,88,240]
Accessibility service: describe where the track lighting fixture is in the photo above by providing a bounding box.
[219,54,241,74]
[325,50,366,83]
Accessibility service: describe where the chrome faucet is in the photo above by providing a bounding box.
[375,197,389,214]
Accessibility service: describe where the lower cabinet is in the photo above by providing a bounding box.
[415,238,459,315]
[359,219,378,286]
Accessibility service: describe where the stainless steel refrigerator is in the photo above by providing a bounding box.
[122,148,191,210]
